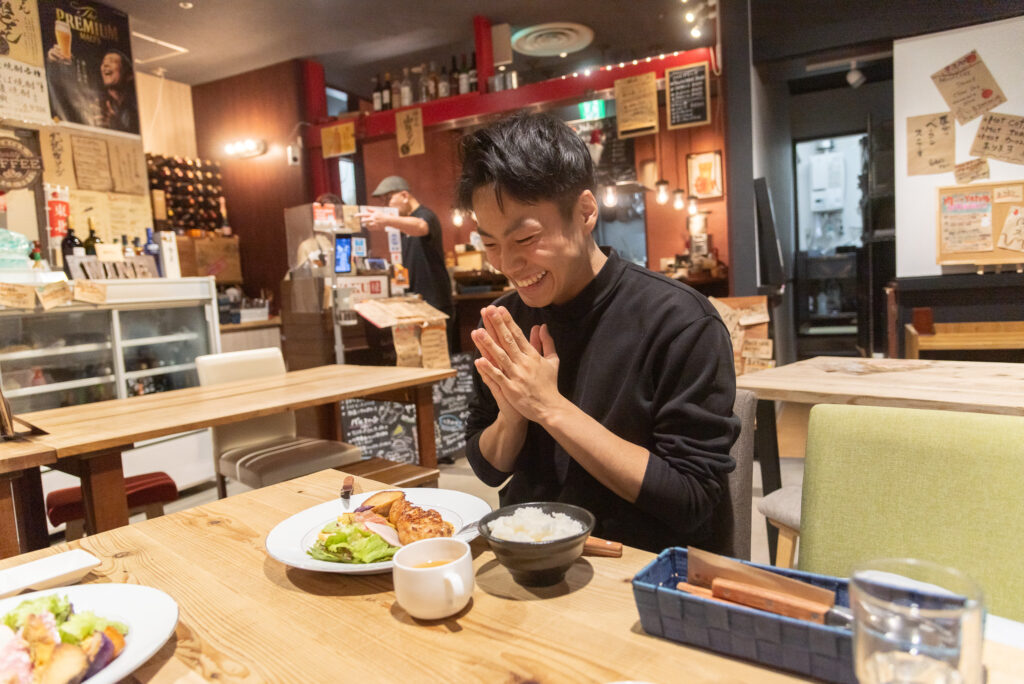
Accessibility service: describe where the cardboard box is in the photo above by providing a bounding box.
[177,235,243,283]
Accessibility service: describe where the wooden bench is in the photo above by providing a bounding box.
[335,456,440,488]
[905,321,1024,359]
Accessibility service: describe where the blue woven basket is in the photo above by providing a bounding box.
[632,548,856,683]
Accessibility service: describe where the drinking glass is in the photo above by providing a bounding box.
[850,558,984,684]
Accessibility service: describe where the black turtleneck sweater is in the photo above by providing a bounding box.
[465,250,739,553]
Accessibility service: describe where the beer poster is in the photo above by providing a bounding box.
[38,0,140,135]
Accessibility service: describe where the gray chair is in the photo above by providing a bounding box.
[195,348,364,498]
[705,388,756,560]
[757,485,802,568]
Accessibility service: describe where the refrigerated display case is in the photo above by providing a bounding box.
[0,277,220,414]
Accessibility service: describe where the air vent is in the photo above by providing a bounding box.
[131,31,189,65]
[511,22,594,57]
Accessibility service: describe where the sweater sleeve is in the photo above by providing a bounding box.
[464,347,514,488]
[634,314,740,536]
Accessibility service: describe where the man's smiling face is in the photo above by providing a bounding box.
[472,187,599,308]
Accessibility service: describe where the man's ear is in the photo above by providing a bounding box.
[578,190,599,234]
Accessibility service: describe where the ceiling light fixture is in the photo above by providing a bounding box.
[452,210,464,227]
[846,61,866,88]
[602,185,618,208]
[655,179,670,205]
[178,1,193,8]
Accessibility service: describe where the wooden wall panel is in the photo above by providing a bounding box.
[137,72,197,158]
[191,60,313,306]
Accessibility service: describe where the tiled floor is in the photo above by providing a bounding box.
[155,452,804,566]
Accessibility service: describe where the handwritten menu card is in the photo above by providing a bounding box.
[321,121,356,158]
[930,50,1006,125]
[107,138,148,195]
[666,62,710,130]
[396,108,424,158]
[969,113,1024,166]
[954,158,990,184]
[615,72,658,139]
[41,128,75,187]
[0,57,50,125]
[70,135,113,192]
[997,206,1024,253]
[906,113,954,175]
[940,190,993,253]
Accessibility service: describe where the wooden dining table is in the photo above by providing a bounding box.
[737,356,1024,559]
[0,468,1020,683]
[2,364,454,556]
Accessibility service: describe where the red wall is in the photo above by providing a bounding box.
[361,99,729,275]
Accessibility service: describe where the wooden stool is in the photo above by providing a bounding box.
[46,471,179,540]
[335,457,440,488]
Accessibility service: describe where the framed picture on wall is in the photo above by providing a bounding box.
[687,151,723,199]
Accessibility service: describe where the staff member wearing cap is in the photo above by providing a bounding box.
[359,176,454,350]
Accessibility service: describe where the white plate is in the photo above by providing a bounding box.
[265,488,492,574]
[0,549,101,599]
[0,583,178,684]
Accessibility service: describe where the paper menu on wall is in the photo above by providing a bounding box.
[5,0,44,67]
[68,189,109,240]
[107,192,152,243]
[906,113,954,175]
[41,128,76,187]
[997,206,1024,253]
[0,56,50,126]
[993,185,1023,203]
[970,113,1024,166]
[70,135,113,192]
[930,50,1006,125]
[107,138,148,195]
[614,72,659,139]
[939,190,993,253]
[954,158,990,184]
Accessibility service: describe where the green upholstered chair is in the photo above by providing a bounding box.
[798,404,1024,622]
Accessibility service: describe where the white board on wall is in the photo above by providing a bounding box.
[893,15,1024,278]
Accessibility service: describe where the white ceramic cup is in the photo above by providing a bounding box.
[393,537,473,620]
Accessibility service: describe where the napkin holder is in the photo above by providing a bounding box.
[632,548,855,683]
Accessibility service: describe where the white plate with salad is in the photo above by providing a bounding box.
[0,583,178,684]
[265,488,491,574]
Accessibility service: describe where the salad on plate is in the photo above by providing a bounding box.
[1,593,127,684]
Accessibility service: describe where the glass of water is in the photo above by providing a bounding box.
[850,558,984,684]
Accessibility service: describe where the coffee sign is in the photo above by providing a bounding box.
[0,138,42,190]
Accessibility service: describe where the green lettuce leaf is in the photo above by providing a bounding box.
[2,594,71,631]
[306,522,397,564]
[59,610,129,645]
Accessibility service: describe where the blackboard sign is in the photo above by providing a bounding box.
[666,62,710,130]
[341,352,476,464]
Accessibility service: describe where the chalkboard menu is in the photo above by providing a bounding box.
[666,61,710,130]
[341,353,476,464]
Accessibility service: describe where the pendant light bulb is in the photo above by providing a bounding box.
[452,209,464,227]
[655,180,670,205]
[602,185,618,208]
[687,196,699,216]
[672,189,686,211]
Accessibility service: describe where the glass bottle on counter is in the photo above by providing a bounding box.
[438,63,450,98]
[390,72,401,109]
[83,217,102,255]
[143,228,162,276]
[121,234,133,259]
[60,228,83,278]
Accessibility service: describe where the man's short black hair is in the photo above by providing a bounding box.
[456,111,595,221]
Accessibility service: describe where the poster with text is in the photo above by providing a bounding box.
[38,0,139,135]
[2,0,45,66]
[906,112,954,175]
[930,50,1006,125]
[940,190,993,253]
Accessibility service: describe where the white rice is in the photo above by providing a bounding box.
[488,507,585,542]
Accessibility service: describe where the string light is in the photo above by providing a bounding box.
[655,180,670,205]
[673,189,686,211]
[602,185,618,208]
[688,197,699,215]
[452,210,464,227]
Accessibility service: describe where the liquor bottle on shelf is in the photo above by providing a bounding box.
[60,227,83,278]
[82,218,102,255]
[468,52,477,92]
[132,237,142,256]
[426,61,439,101]
[399,67,412,107]
[381,72,392,110]
[458,53,469,94]
[438,63,450,97]
[143,228,162,276]
[372,74,382,111]
[390,71,401,108]
[121,234,133,259]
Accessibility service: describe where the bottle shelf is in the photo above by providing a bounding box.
[0,341,112,362]
[123,362,196,380]
[121,332,199,347]
[4,375,116,398]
